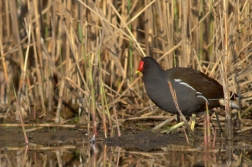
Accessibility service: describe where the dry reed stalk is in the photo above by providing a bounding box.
[0,39,8,82]
[181,0,189,67]
[13,87,28,144]
[113,99,121,137]
[167,81,194,135]
[203,102,211,148]
[220,0,232,140]
[152,115,177,131]
[9,0,24,71]
[55,80,65,123]
[31,0,47,116]
[0,123,88,128]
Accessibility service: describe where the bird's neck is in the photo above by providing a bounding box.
[143,68,165,81]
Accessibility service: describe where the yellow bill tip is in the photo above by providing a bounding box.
[136,70,142,75]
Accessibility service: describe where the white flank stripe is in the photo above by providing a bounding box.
[174,79,209,104]
[197,95,209,104]
[178,81,196,91]
[174,79,182,82]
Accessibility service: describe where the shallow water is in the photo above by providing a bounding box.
[0,128,251,167]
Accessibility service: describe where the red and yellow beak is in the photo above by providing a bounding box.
[136,60,144,74]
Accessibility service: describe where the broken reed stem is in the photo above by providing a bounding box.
[167,81,194,135]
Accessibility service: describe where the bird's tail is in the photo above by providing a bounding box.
[219,99,239,110]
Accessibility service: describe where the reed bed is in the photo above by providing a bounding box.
[0,0,251,140]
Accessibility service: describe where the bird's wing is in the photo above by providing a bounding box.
[166,68,224,99]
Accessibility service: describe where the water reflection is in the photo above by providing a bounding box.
[0,137,252,166]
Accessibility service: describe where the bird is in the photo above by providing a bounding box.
[136,56,239,117]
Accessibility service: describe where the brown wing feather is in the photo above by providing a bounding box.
[166,68,224,99]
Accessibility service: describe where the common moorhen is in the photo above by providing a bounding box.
[137,57,239,116]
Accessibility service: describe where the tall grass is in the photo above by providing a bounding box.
[0,0,251,138]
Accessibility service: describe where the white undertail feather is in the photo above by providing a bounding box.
[219,99,239,109]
